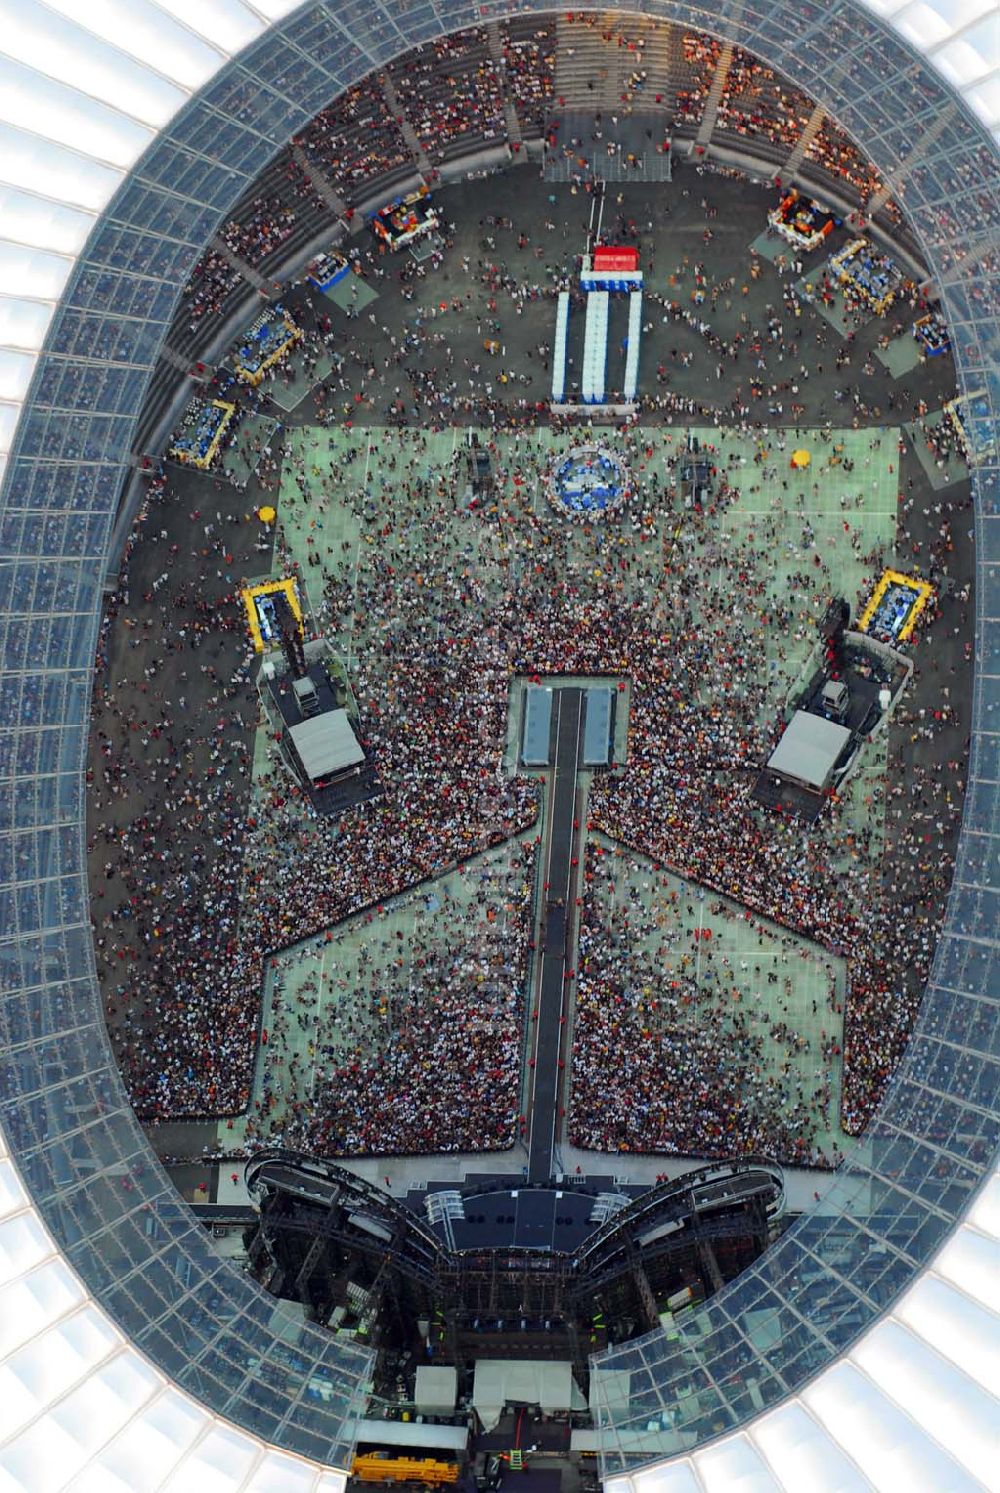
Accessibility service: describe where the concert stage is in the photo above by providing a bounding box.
[425,1184,605,1254]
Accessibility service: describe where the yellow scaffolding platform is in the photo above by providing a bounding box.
[240,575,304,653]
[857,567,934,643]
[352,1455,459,1485]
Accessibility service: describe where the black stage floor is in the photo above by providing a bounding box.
[529,689,583,1184]
[432,1185,602,1254]
[263,665,381,816]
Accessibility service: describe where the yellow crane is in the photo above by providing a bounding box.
[352,1455,459,1486]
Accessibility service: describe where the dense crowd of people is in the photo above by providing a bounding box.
[388,29,506,163]
[87,43,975,1171]
[716,51,814,152]
[238,842,535,1155]
[293,78,412,205]
[92,394,966,1164]
[573,845,843,1164]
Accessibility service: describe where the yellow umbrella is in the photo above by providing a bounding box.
[258,505,276,524]
[791,449,811,470]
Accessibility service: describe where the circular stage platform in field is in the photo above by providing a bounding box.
[545,444,631,521]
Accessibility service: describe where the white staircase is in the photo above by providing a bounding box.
[207,234,269,294]
[291,144,347,218]
[379,71,431,176]
[486,21,524,145]
[781,101,827,182]
[694,40,734,147]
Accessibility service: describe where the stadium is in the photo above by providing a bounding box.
[0,1,997,1490]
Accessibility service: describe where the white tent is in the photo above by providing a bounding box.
[288,709,364,784]
[766,710,851,790]
[472,1361,585,1432]
[414,1365,458,1417]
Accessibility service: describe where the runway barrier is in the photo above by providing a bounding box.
[582,290,609,404]
[551,290,570,403]
[623,291,643,402]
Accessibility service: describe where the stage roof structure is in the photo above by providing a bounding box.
[289,710,364,784]
[354,1419,467,1452]
[583,686,614,767]
[414,1366,458,1418]
[472,1361,585,1431]
[766,711,851,790]
[522,684,554,766]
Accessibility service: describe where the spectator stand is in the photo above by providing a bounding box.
[714,48,814,166]
[293,76,415,210]
[805,116,884,210]
[673,31,721,134]
[498,16,556,142]
[387,28,507,167]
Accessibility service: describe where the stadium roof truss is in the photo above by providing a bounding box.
[0,0,997,1488]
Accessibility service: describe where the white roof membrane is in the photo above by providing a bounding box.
[0,0,996,1486]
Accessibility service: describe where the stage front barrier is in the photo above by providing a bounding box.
[552,290,570,404]
[623,291,643,403]
[582,290,609,405]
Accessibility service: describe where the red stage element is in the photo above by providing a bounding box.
[593,246,640,272]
